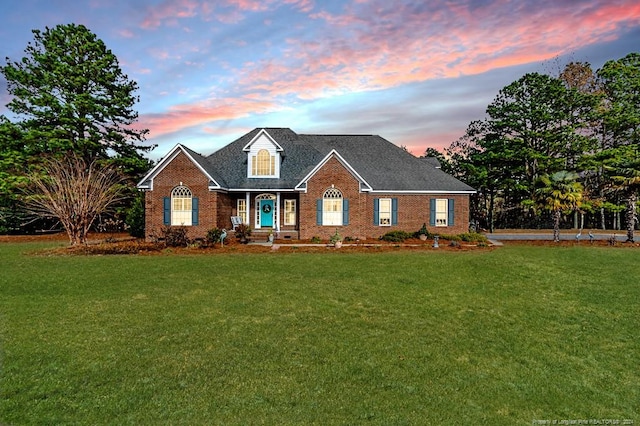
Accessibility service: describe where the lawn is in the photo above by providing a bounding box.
[1,242,638,425]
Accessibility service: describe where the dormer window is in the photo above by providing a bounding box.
[252,149,275,176]
[244,129,282,178]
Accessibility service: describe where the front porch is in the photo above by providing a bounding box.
[230,191,300,240]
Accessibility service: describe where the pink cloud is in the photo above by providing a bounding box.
[283,0,314,13]
[117,28,135,38]
[138,97,279,138]
[225,0,269,12]
[138,0,315,28]
[401,130,463,157]
[215,10,245,24]
[140,0,201,29]
[233,0,640,102]
[148,48,181,61]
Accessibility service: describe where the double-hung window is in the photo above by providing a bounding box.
[378,198,392,226]
[237,199,247,224]
[430,198,454,227]
[374,198,397,226]
[284,200,296,226]
[435,199,448,226]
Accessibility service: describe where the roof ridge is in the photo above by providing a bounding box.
[300,133,377,137]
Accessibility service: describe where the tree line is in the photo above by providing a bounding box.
[433,54,640,241]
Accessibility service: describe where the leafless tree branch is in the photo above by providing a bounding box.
[25,155,127,245]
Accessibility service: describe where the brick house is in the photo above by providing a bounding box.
[137,128,475,241]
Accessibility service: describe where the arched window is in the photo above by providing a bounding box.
[323,188,343,226]
[252,149,275,176]
[171,185,192,226]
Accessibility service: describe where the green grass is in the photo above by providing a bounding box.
[1,242,638,425]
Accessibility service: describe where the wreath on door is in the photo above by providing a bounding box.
[262,204,271,213]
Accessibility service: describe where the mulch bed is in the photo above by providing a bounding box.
[3,232,637,255]
[1,232,493,255]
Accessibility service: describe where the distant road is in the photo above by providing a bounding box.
[485,231,630,242]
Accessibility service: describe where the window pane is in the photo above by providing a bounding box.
[323,199,342,225]
[435,198,448,226]
[379,198,391,226]
[322,188,343,226]
[285,200,296,226]
[237,199,247,223]
[171,185,192,226]
[255,149,273,176]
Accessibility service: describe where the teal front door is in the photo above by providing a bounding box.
[260,200,274,227]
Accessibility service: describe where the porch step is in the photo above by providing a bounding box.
[250,229,299,241]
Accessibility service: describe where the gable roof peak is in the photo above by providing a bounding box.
[242,128,288,152]
[136,143,221,190]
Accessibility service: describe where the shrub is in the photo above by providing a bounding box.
[435,232,487,243]
[437,233,462,242]
[380,230,414,242]
[415,223,432,238]
[205,228,223,245]
[458,232,488,243]
[311,236,321,244]
[162,226,190,247]
[125,193,145,238]
[235,223,251,243]
[329,229,342,245]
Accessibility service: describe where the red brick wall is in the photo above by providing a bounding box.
[217,192,235,231]
[358,193,470,238]
[300,157,364,240]
[299,156,470,240]
[145,151,219,240]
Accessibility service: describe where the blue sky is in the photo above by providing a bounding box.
[1,0,639,160]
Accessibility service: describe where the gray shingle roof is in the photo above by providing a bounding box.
[197,128,474,193]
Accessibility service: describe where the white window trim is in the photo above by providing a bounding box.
[237,199,247,224]
[171,185,192,226]
[251,149,275,176]
[378,198,392,227]
[435,198,448,227]
[247,145,280,179]
[323,188,343,226]
[284,199,296,226]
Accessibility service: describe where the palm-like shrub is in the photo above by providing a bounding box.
[534,171,583,242]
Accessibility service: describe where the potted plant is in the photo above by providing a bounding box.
[329,229,343,248]
[235,223,251,244]
[417,223,429,241]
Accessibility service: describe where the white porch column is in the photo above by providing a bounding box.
[245,192,250,225]
[276,192,281,232]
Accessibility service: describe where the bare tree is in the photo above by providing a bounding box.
[25,155,126,245]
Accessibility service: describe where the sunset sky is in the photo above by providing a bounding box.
[1,0,639,160]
